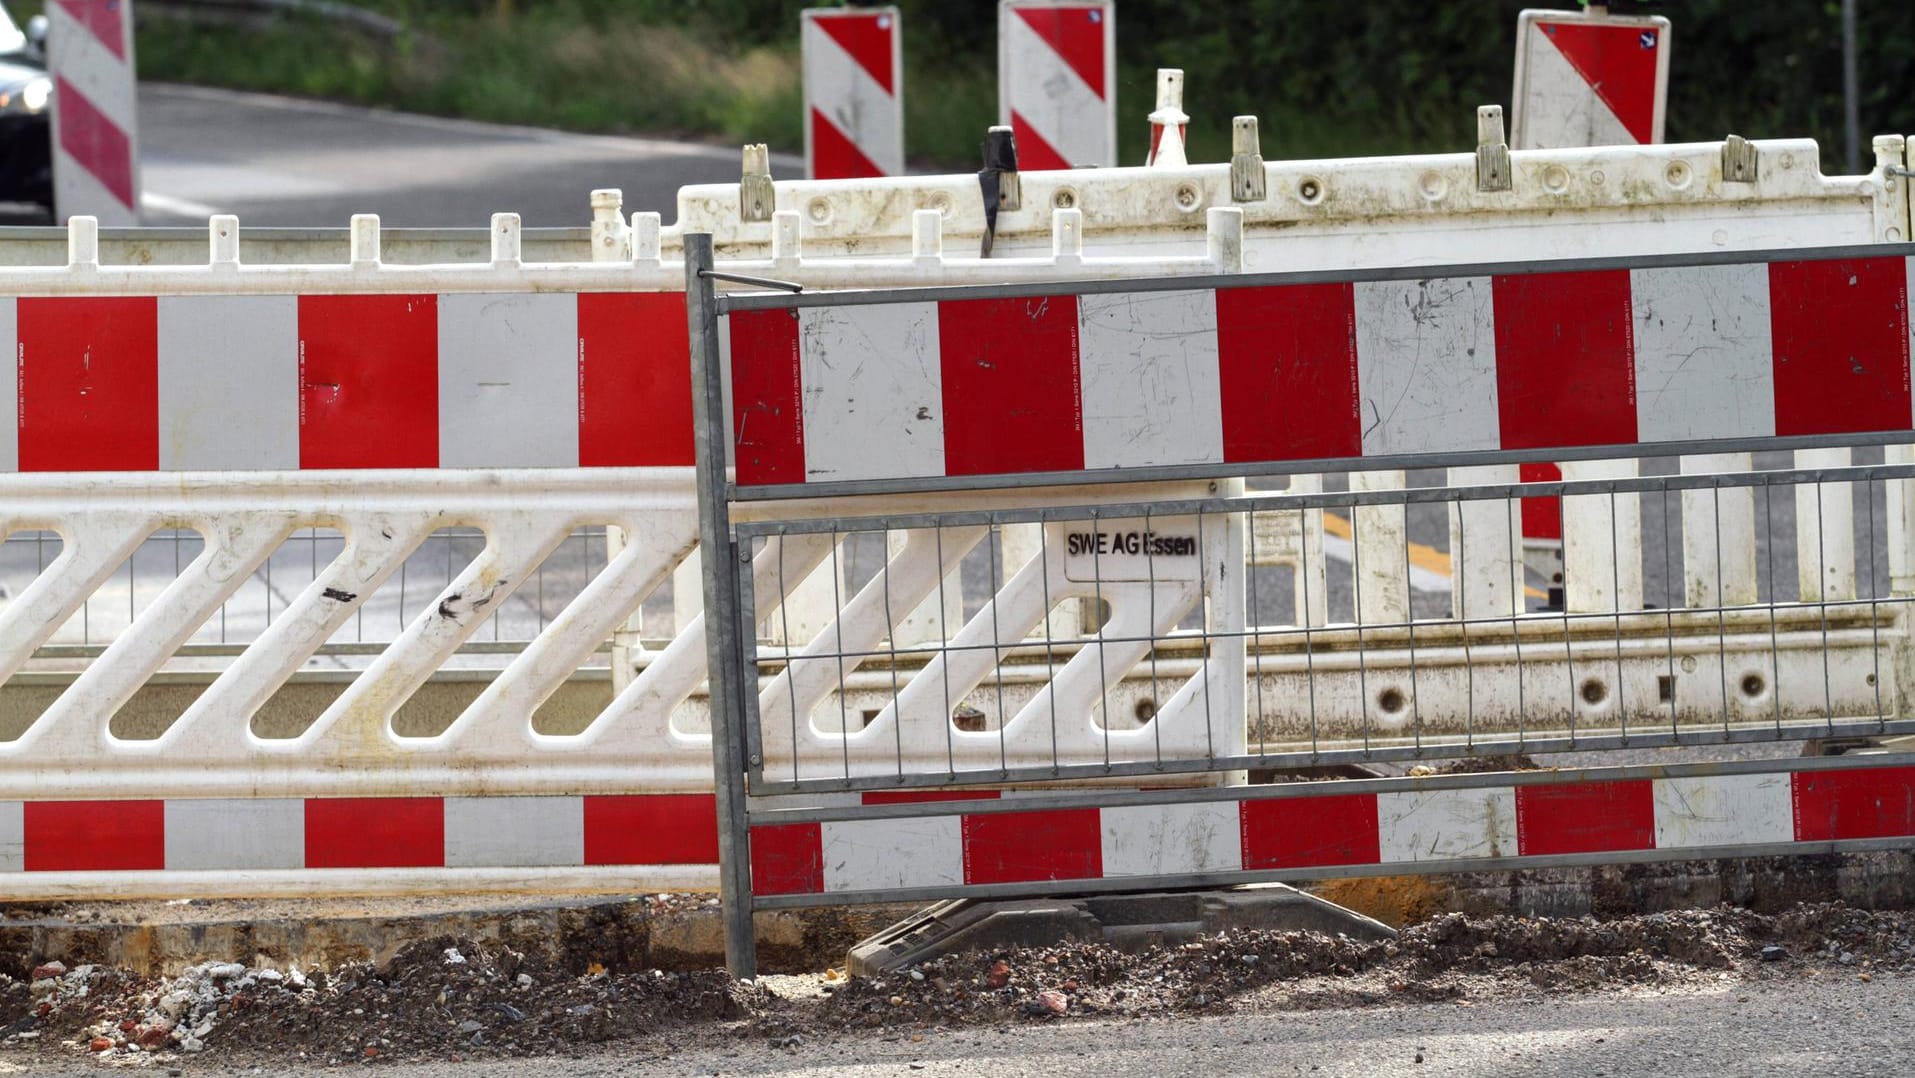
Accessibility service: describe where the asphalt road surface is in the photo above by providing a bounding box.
[47,974,1913,1077]
[135,82,801,227]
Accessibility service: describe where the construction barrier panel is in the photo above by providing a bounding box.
[701,234,1915,975]
[999,0,1116,169]
[1511,5,1670,150]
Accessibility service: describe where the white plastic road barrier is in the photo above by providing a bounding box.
[46,0,141,225]
[999,0,1116,169]
[801,6,903,180]
[1511,5,1670,150]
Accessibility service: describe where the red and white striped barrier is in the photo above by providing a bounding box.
[0,290,690,472]
[46,0,141,224]
[998,0,1116,170]
[0,793,715,874]
[751,762,1915,897]
[1511,6,1669,150]
[801,6,903,180]
[726,252,1915,487]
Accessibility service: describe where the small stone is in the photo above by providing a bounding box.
[444,948,467,966]
[255,969,284,984]
[986,960,1012,989]
[119,1019,140,1034]
[457,1020,483,1034]
[1840,952,1856,966]
[889,995,904,1006]
[1242,954,1260,965]
[137,1026,172,1049]
[909,970,925,982]
[182,1037,205,1053]
[1415,1052,1425,1064]
[1036,989,1068,1016]
[30,962,66,981]
[205,963,245,980]
[364,1045,380,1059]
[516,973,534,988]
[1760,945,1790,962]
[1860,973,1874,983]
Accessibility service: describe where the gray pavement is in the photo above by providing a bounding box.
[53,973,1914,1077]
[135,82,801,228]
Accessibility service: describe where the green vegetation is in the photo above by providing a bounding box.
[131,0,1915,171]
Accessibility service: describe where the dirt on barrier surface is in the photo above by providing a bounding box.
[3,903,1914,1066]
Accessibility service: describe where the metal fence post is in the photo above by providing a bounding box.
[685,234,758,979]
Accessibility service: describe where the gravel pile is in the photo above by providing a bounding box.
[0,903,1912,1065]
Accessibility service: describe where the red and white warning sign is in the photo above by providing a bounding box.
[46,0,142,225]
[1510,6,1669,150]
[998,0,1116,170]
[801,6,903,180]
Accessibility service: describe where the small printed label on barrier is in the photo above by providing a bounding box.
[1057,518,1202,583]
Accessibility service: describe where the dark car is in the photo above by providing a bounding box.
[0,6,51,212]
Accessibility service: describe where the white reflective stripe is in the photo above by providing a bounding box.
[1632,264,1776,441]
[164,798,304,871]
[1002,9,1109,166]
[1653,773,1795,848]
[1078,290,1222,470]
[0,801,20,871]
[46,6,136,123]
[1100,801,1241,877]
[798,302,945,482]
[1516,21,1635,150]
[444,795,583,868]
[1376,787,1518,863]
[158,296,300,471]
[437,293,580,468]
[801,14,903,176]
[820,814,964,892]
[0,297,15,473]
[1353,277,1500,455]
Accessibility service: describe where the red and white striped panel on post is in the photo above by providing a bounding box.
[725,249,1915,488]
[46,0,141,224]
[0,291,692,473]
[801,6,903,179]
[1511,6,1669,150]
[998,0,1115,169]
[749,761,1915,900]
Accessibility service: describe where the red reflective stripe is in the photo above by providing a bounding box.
[809,107,886,181]
[17,296,157,471]
[297,294,438,468]
[1216,283,1361,462]
[1520,462,1564,542]
[1792,766,1915,842]
[583,794,718,865]
[53,77,134,209]
[938,295,1083,476]
[1768,258,1912,437]
[962,808,1101,884]
[750,822,824,895]
[1239,794,1381,870]
[862,790,1002,805]
[304,798,444,869]
[1540,20,1659,144]
[577,292,692,467]
[810,10,895,94]
[728,308,805,485]
[1493,269,1638,450]
[1009,110,1071,171]
[1515,780,1656,855]
[1013,5,1105,96]
[55,0,126,59]
[24,800,164,872]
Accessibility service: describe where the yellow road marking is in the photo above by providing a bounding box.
[1323,511,1546,601]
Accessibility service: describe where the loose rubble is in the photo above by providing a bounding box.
[0,904,1911,1063]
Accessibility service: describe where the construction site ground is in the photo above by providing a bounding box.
[2,901,1913,1075]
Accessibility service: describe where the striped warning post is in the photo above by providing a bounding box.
[750,762,1915,898]
[998,0,1115,170]
[46,0,142,225]
[801,6,903,180]
[0,291,692,473]
[725,251,1915,487]
[1511,7,1670,150]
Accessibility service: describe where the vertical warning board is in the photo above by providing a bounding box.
[801,6,904,180]
[47,0,142,224]
[998,0,1116,170]
[1510,7,1670,150]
